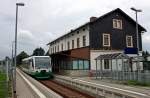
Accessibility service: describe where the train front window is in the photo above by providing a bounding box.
[35,57,50,69]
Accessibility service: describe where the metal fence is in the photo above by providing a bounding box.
[94,70,150,83]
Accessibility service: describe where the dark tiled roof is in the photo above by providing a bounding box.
[95,53,129,60]
[47,22,89,45]
[47,8,146,45]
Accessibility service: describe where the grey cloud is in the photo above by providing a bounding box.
[0,0,150,59]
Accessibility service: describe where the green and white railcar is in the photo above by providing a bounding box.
[22,56,53,79]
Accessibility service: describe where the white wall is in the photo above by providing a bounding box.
[90,50,143,71]
[90,50,123,70]
[49,25,89,54]
[147,56,150,61]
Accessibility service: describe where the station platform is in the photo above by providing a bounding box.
[16,69,62,98]
[16,70,36,98]
[55,75,150,98]
[78,77,150,96]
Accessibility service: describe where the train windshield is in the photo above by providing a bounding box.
[35,57,50,69]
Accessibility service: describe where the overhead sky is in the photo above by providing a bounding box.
[0,0,150,59]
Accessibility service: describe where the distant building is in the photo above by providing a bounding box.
[47,8,146,76]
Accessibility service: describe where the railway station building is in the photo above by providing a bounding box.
[47,8,146,76]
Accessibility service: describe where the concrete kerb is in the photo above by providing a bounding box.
[55,75,150,98]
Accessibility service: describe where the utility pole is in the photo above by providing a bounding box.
[14,3,25,97]
[131,7,142,80]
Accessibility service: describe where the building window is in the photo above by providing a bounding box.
[53,47,54,53]
[113,19,122,29]
[77,38,80,48]
[72,40,74,49]
[55,46,56,53]
[57,45,59,52]
[72,60,89,70]
[126,36,133,47]
[104,59,109,69]
[61,44,63,51]
[67,41,70,50]
[83,35,86,47]
[51,48,52,53]
[103,34,110,46]
[79,60,84,69]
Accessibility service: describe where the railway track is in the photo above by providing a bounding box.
[39,80,95,98]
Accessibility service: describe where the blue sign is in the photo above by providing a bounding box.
[124,48,138,54]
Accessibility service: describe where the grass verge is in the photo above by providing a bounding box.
[0,73,6,81]
[0,73,6,98]
[127,80,150,87]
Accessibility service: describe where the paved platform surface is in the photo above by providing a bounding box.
[16,71,36,98]
[16,69,62,98]
[56,75,150,97]
[77,77,150,96]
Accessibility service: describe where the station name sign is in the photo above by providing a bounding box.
[124,48,138,54]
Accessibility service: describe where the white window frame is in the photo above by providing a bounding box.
[113,19,122,29]
[103,34,110,47]
[126,35,133,47]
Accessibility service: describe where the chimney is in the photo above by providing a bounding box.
[90,17,97,22]
[70,29,74,32]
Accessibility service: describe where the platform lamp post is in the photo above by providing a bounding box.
[131,7,142,80]
[14,3,25,97]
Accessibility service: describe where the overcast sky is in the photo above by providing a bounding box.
[0,0,150,59]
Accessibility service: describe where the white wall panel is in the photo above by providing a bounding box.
[90,50,143,71]
[49,25,89,54]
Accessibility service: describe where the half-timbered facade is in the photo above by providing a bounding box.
[47,8,146,76]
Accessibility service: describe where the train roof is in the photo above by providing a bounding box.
[22,56,50,61]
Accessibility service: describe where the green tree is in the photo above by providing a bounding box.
[142,50,150,70]
[142,51,149,61]
[32,47,45,56]
[16,51,29,65]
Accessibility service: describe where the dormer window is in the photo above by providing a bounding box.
[113,19,122,29]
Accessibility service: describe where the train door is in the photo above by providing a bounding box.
[29,59,34,71]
